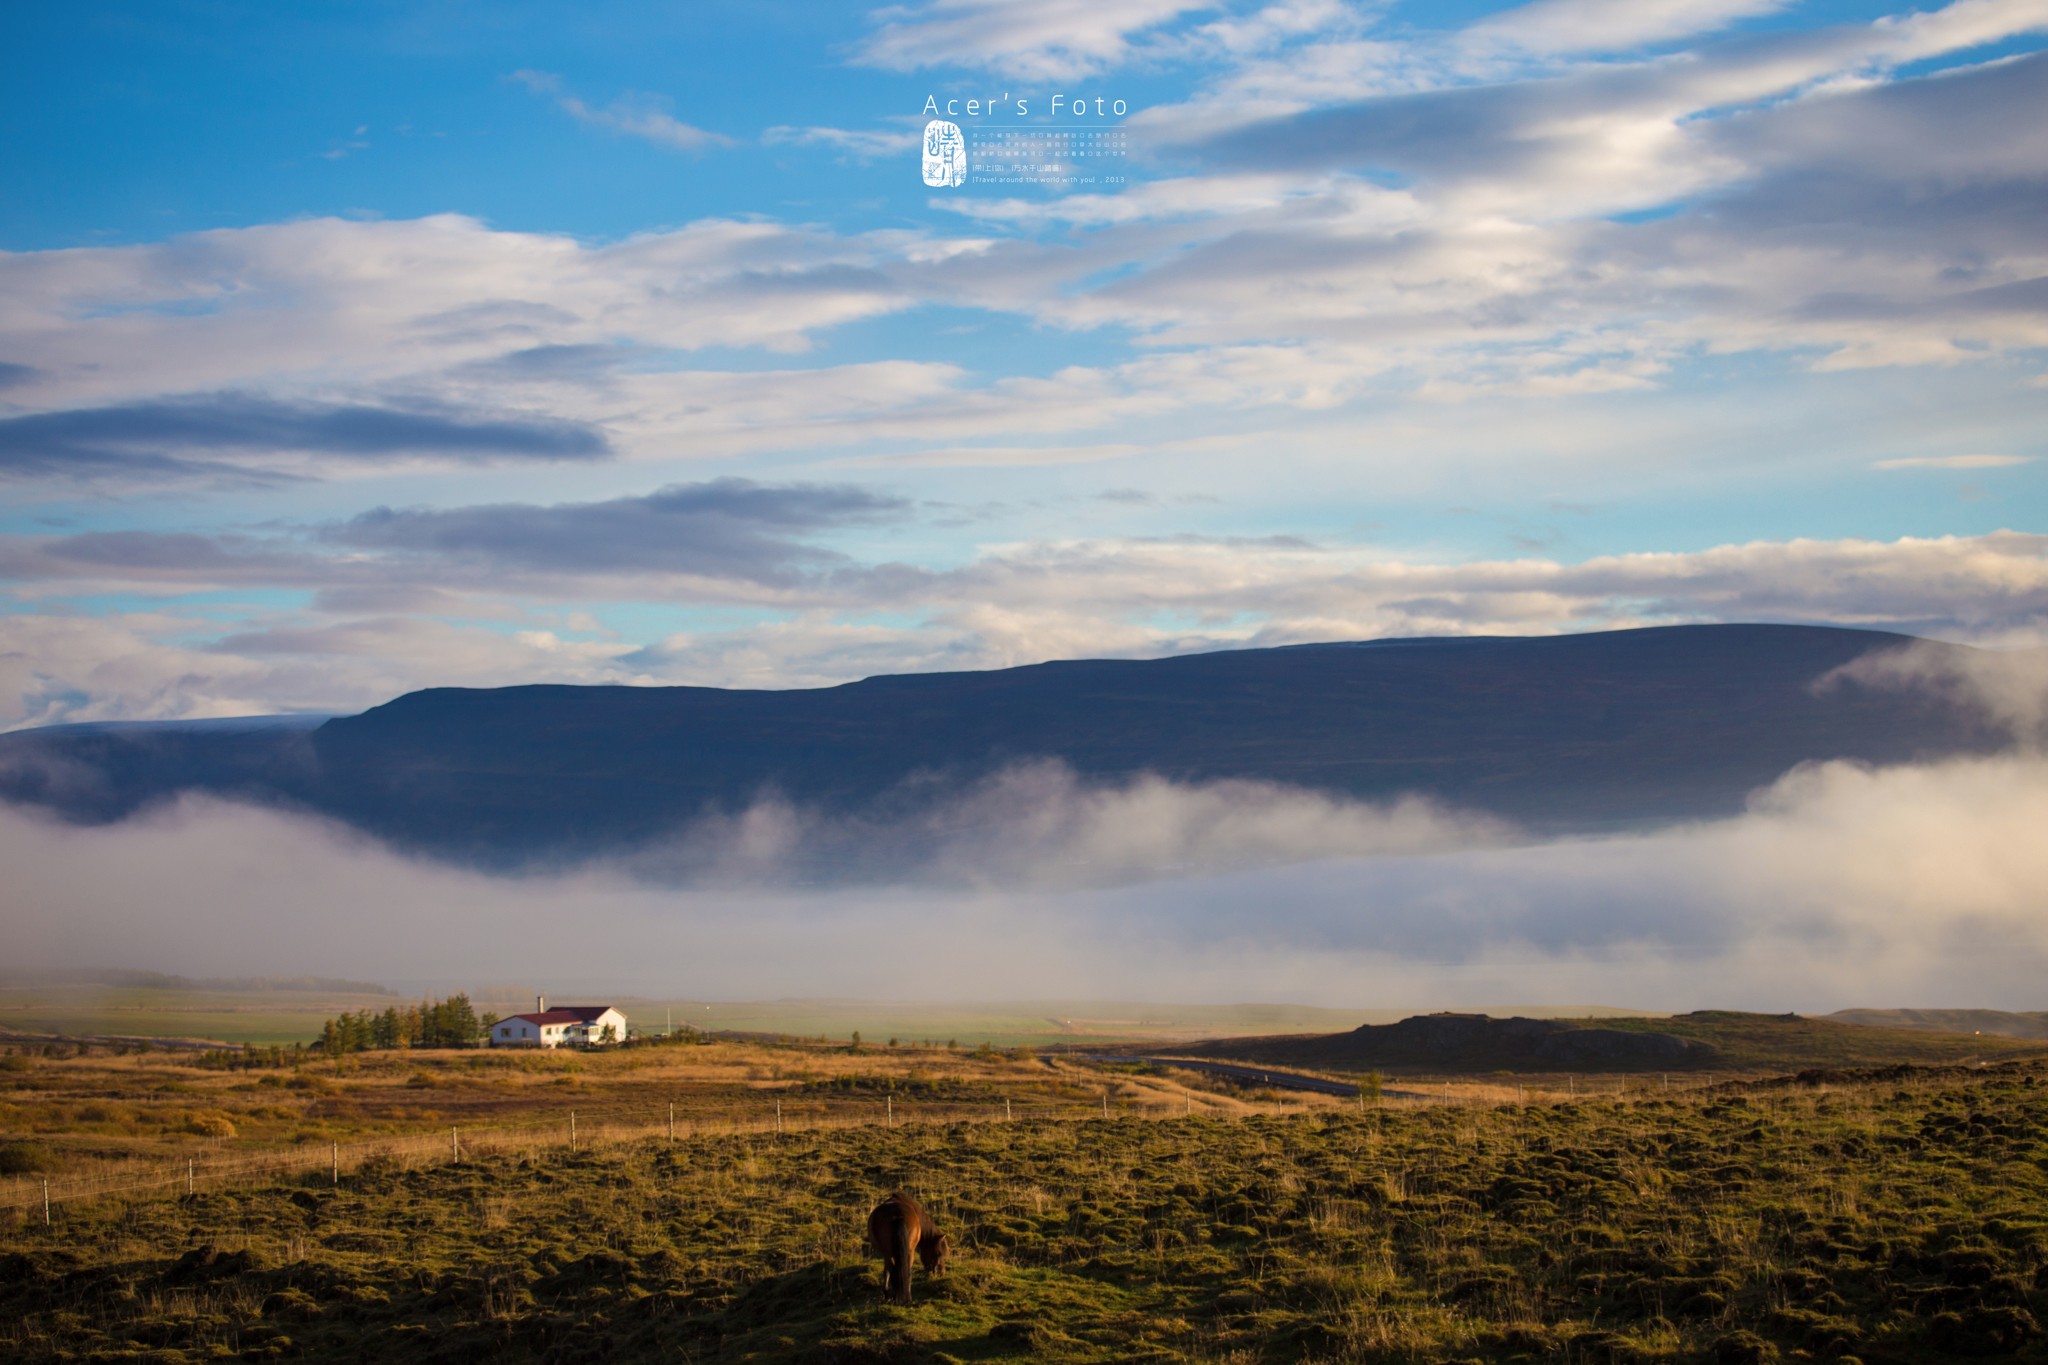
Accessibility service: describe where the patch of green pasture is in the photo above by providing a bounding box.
[0,985,401,1046]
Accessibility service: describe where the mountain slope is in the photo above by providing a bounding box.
[0,624,2000,866]
[1176,1010,2048,1074]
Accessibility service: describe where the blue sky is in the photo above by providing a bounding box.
[2,0,2045,727]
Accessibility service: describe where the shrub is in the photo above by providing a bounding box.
[184,1113,237,1139]
[0,1141,53,1174]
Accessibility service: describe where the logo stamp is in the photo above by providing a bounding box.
[922,119,966,187]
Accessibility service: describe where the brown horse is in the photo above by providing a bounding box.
[867,1192,950,1305]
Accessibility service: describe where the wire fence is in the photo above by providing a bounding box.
[0,1063,1822,1229]
[0,1077,1502,1226]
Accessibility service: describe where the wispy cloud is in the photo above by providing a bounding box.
[762,125,919,159]
[0,393,608,484]
[1874,454,2035,470]
[511,70,732,152]
[322,478,910,584]
[851,0,1210,79]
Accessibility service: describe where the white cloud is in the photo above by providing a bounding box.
[1824,636,2048,746]
[1874,454,2035,470]
[851,0,1211,79]
[1464,0,1791,57]
[0,214,911,419]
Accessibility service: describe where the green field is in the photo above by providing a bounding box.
[4,1062,2045,1362]
[0,984,403,1048]
[613,1000,1434,1049]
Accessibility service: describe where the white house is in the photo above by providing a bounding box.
[491,996,628,1048]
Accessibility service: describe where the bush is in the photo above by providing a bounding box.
[184,1113,237,1139]
[0,1141,53,1174]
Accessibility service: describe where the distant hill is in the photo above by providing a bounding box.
[0,624,2005,869]
[1828,1008,2048,1041]
[1178,1010,2048,1074]
[0,969,393,995]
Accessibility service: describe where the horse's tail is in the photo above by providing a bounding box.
[894,1212,915,1305]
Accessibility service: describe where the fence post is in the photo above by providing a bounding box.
[886,1095,892,1126]
[570,1111,576,1150]
[1101,1091,1108,1118]
[776,1099,782,1133]
[331,1142,338,1186]
[43,1177,50,1227]
[1006,1097,1013,1121]
[452,1127,459,1164]
[668,1101,674,1141]
[186,1158,193,1195]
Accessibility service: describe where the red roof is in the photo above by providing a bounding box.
[509,1005,616,1026]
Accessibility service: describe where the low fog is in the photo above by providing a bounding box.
[5,744,2047,1013]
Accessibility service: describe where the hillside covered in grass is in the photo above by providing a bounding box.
[4,1063,2047,1363]
[1183,1011,2048,1076]
[1830,1010,2048,1042]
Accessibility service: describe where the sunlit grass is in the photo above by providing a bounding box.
[3,1054,2044,1363]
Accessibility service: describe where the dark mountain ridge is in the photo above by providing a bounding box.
[1176,1009,2048,1074]
[0,623,2001,868]
[1181,1012,1724,1072]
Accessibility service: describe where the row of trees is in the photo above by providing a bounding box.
[316,994,494,1055]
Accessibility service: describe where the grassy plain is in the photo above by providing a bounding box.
[4,1054,2046,1363]
[0,983,404,1048]
[0,980,1657,1051]
[0,1036,1344,1214]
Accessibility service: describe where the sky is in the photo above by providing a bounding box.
[2,0,2046,1005]
[1,0,2043,728]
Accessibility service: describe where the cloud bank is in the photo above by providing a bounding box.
[5,748,2046,1010]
